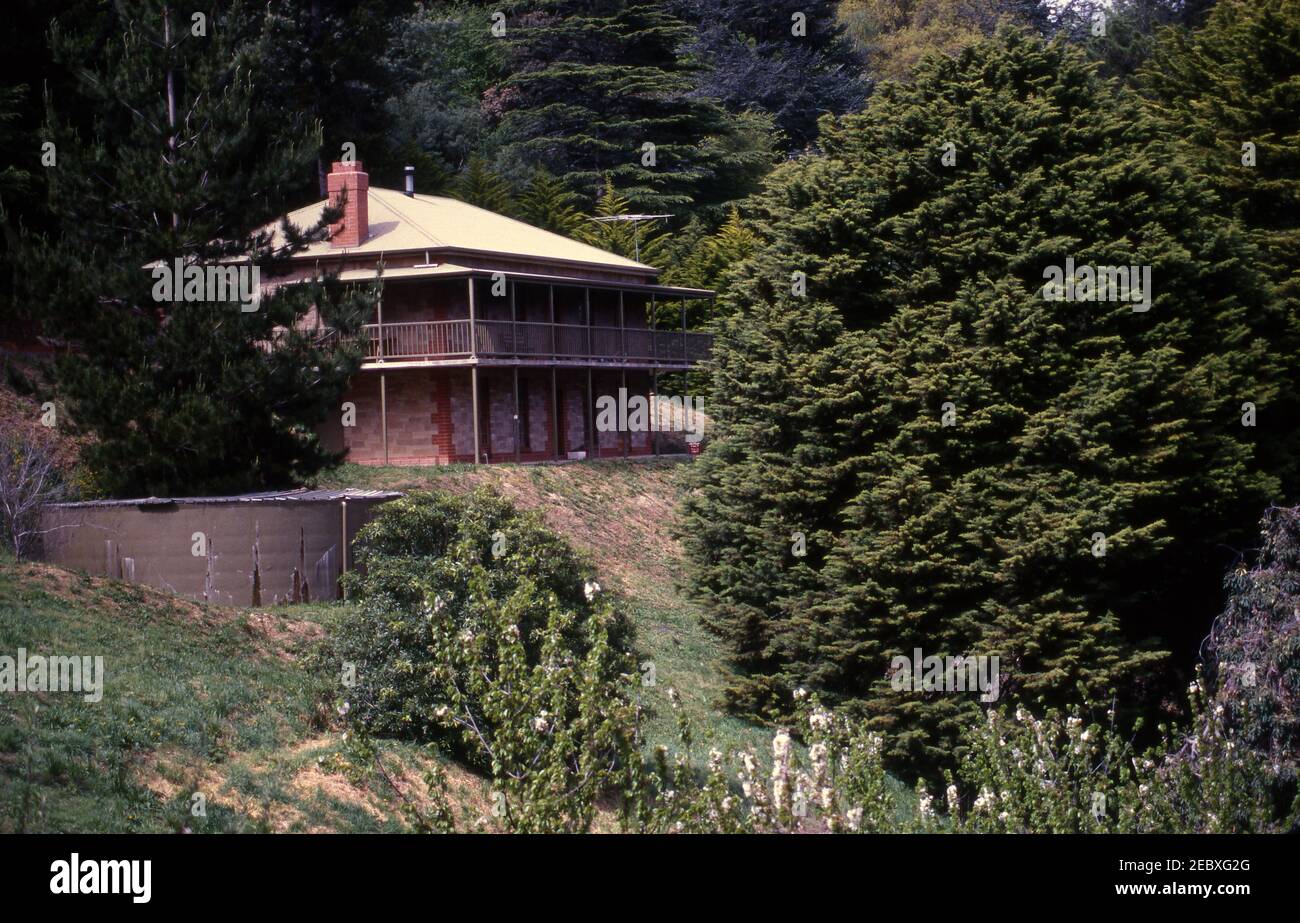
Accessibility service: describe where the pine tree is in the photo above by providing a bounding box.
[663,207,760,292]
[23,0,373,496]
[577,177,671,266]
[1089,1,1168,79]
[1143,0,1300,307]
[0,87,30,207]
[1142,0,1300,485]
[384,2,506,187]
[491,0,756,213]
[1058,0,1203,81]
[681,27,1280,775]
[0,86,34,337]
[0,0,86,337]
[517,168,585,236]
[252,0,410,197]
[673,0,868,148]
[452,154,518,215]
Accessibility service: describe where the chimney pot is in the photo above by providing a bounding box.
[404,165,415,197]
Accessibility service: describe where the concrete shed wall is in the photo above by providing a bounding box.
[39,497,392,606]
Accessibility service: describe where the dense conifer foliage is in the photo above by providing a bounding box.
[1144,0,1300,304]
[672,0,869,148]
[681,27,1281,773]
[490,0,773,211]
[23,1,374,496]
[1143,0,1300,481]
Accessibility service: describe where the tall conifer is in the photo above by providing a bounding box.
[1143,0,1300,487]
[682,28,1279,773]
[26,0,373,496]
[492,0,757,212]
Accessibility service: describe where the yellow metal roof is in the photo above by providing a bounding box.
[275,186,658,275]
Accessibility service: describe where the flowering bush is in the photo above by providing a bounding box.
[323,489,633,762]
[641,684,1295,834]
[329,493,1298,834]
[417,583,640,833]
[1205,506,1300,785]
[586,687,912,834]
[340,653,1297,833]
[953,701,1155,833]
[950,679,1295,833]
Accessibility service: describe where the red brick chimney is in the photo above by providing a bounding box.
[326,160,369,248]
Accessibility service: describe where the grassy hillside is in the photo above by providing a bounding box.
[1,459,776,832]
[0,556,505,832]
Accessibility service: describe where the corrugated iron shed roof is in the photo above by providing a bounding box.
[47,488,402,509]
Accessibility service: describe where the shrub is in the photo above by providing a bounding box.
[601,687,913,834]
[1203,505,1300,806]
[0,430,68,559]
[627,683,1296,834]
[332,492,1296,834]
[408,584,640,833]
[392,676,1295,833]
[951,680,1295,833]
[326,489,634,761]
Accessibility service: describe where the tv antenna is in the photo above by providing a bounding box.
[587,214,673,262]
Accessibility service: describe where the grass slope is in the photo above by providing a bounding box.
[0,558,493,832]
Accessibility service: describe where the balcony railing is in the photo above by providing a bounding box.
[362,320,711,366]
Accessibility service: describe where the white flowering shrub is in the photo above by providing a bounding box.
[417,584,640,833]
[327,493,1296,834]
[950,678,1295,833]
[952,702,1154,832]
[619,689,912,834]
[1140,679,1296,833]
[343,655,1294,833]
[323,489,633,760]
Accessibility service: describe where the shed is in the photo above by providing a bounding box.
[39,488,401,605]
